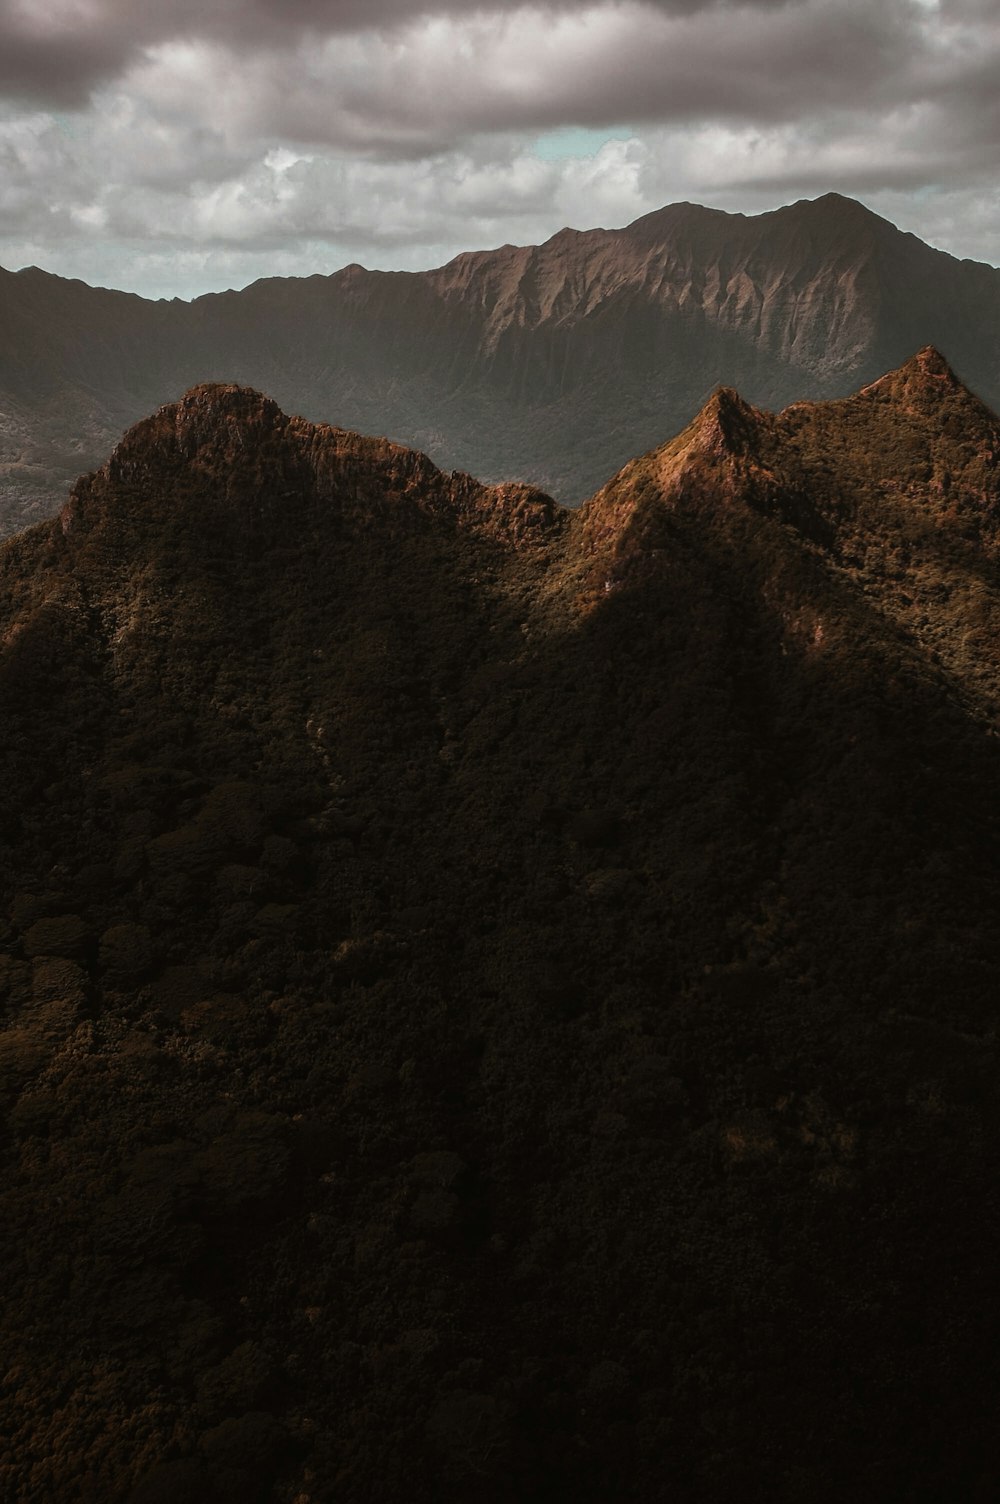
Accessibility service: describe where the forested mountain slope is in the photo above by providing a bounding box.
[1,352,998,1501]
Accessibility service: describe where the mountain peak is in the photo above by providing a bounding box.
[120,381,285,438]
[858,345,984,411]
[695,385,763,457]
[104,383,289,483]
[174,380,284,421]
[903,344,957,380]
[781,191,895,231]
[582,346,1000,583]
[623,192,891,248]
[580,382,768,560]
[802,190,880,216]
[59,385,562,554]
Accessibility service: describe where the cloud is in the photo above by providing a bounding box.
[96,1,947,158]
[0,0,800,106]
[0,0,997,295]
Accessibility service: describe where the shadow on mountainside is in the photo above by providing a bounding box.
[1,370,999,1502]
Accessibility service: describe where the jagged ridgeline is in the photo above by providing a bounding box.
[4,192,1000,539]
[1,352,999,1502]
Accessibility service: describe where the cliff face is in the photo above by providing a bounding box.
[2,358,1000,1501]
[4,193,1000,536]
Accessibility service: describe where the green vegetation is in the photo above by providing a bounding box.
[1,359,998,1501]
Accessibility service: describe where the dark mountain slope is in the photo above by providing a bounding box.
[3,194,1000,536]
[1,359,999,1502]
[586,344,1000,714]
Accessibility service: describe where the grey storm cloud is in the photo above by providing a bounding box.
[0,2,995,153]
[220,1,996,160]
[0,0,998,298]
[0,0,852,106]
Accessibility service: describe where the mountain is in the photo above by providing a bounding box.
[4,193,1000,537]
[2,353,1000,1501]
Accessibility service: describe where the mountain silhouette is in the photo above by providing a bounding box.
[1,355,999,1501]
[3,193,1000,536]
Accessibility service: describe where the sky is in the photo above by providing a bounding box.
[0,0,997,300]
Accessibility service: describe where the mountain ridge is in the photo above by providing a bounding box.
[2,355,1000,1499]
[4,193,1000,539]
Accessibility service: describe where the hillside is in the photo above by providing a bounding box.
[3,193,1000,536]
[1,354,999,1501]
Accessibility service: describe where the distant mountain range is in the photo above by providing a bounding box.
[2,350,999,1500]
[3,192,1000,536]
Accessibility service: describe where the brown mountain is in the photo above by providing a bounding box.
[4,193,1000,537]
[1,353,999,1502]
